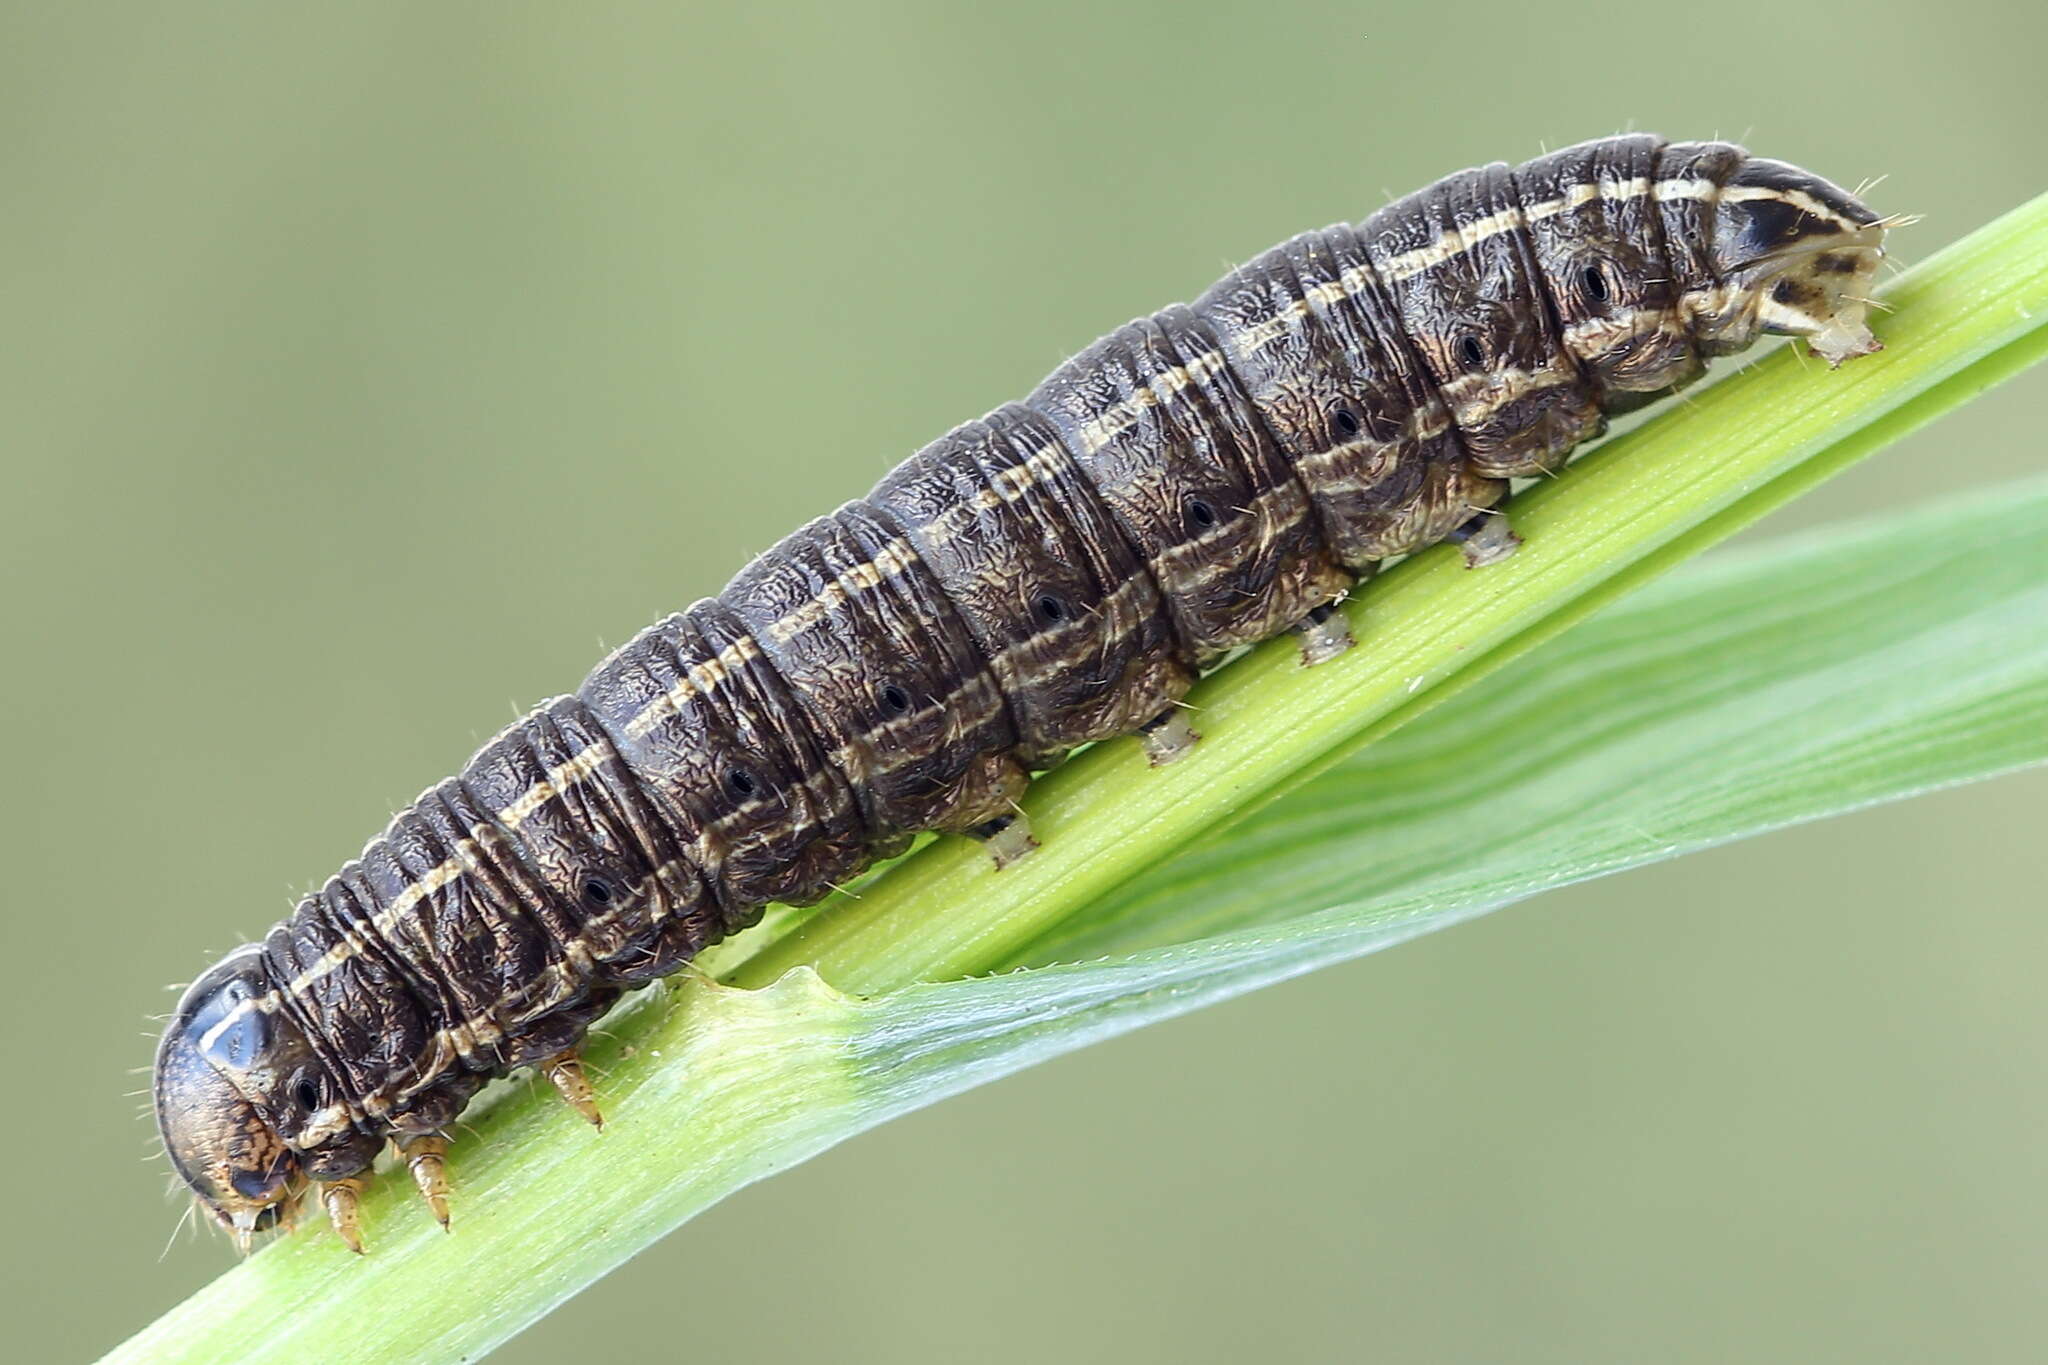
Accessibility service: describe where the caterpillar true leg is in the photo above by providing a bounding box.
[320,1176,369,1255]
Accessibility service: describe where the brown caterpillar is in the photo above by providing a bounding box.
[154,134,1889,1252]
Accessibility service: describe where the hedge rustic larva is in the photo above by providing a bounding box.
[155,134,1890,1253]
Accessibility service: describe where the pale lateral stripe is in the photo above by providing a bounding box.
[1238,172,1868,363]
[1371,171,1745,284]
[917,440,1072,551]
[1146,480,1304,580]
[1233,263,1380,352]
[763,536,918,643]
[1755,293,1842,336]
[1437,361,1584,427]
[1296,398,1452,475]
[494,740,614,828]
[1068,349,1229,455]
[1521,176,1654,222]
[622,635,762,740]
[204,737,632,1051]
[978,571,1154,699]
[821,680,1012,790]
[1561,306,1688,353]
[1373,203,1527,284]
[299,854,704,1130]
[1654,176,1864,233]
[1234,175,1651,354]
[265,511,1028,1051]
[285,740,618,995]
[1719,183,1865,232]
[614,430,1133,814]
[1652,176,1719,203]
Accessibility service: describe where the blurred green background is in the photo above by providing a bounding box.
[5,3,2043,1361]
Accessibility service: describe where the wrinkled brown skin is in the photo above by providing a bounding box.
[155,134,1887,1250]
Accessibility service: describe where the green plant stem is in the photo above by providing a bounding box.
[728,189,2048,995]
[102,192,2048,1365]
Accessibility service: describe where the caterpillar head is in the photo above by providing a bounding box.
[155,949,373,1248]
[1696,159,1890,366]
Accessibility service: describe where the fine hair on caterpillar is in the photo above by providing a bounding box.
[152,133,1890,1253]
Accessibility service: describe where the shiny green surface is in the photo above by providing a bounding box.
[6,4,2044,1361]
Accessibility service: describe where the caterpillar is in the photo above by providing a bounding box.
[154,134,1890,1253]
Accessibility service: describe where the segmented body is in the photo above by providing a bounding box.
[157,135,1887,1219]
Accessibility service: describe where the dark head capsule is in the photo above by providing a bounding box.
[155,952,305,1246]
